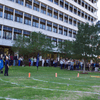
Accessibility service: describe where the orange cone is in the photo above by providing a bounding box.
[55,73,57,77]
[77,73,79,77]
[28,73,31,78]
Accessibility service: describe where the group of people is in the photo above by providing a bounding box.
[0,53,24,76]
[0,53,100,76]
[59,58,100,71]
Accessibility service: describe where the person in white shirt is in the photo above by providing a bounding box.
[64,60,68,69]
[70,60,74,70]
[34,57,36,66]
[42,58,45,67]
[60,59,63,69]
[80,61,83,70]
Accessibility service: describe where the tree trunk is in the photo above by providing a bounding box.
[83,59,86,73]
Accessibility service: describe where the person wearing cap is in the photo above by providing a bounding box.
[4,56,9,76]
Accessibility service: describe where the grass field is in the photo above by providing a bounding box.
[0,66,100,100]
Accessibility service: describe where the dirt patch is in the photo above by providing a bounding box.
[80,72,88,74]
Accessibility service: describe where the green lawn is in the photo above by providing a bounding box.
[0,66,100,100]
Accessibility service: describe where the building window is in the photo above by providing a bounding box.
[65,2,68,10]
[33,0,39,12]
[47,21,52,31]
[3,26,12,40]
[23,30,30,41]
[41,3,46,14]
[69,4,73,12]
[78,0,81,5]
[16,0,24,5]
[82,0,84,7]
[59,25,63,35]
[49,0,53,2]
[73,19,77,26]
[54,0,58,5]
[23,30,30,36]
[88,15,90,21]
[74,7,77,14]
[85,3,87,9]
[59,12,63,21]
[24,13,31,26]
[9,0,14,1]
[85,13,87,20]
[14,28,22,40]
[4,6,13,21]
[91,7,93,13]
[91,17,93,22]
[73,30,76,38]
[0,25,2,38]
[53,9,58,19]
[74,0,77,3]
[69,16,72,25]
[46,36,51,40]
[60,0,64,8]
[82,11,84,18]
[47,6,52,17]
[64,14,68,23]
[77,20,80,26]
[64,27,67,36]
[78,9,81,16]
[32,16,39,28]
[40,19,46,30]
[69,29,72,37]
[15,10,23,23]
[0,5,3,18]
[53,23,57,33]
[52,37,57,46]
[25,0,32,9]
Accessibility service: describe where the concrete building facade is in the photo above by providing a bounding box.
[0,0,98,54]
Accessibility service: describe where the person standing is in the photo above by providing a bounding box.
[60,59,63,69]
[31,57,34,66]
[46,58,49,67]
[8,54,10,66]
[29,58,31,67]
[10,55,13,67]
[4,56,9,76]
[42,58,45,67]
[70,60,74,70]
[34,57,36,66]
[13,54,17,66]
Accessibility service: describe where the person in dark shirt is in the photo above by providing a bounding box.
[4,56,9,76]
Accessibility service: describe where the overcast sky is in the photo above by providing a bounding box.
[97,0,100,20]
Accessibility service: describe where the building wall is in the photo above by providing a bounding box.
[0,0,98,47]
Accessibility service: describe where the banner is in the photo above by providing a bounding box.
[0,60,4,70]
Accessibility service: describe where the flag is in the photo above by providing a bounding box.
[36,53,39,67]
[0,60,4,70]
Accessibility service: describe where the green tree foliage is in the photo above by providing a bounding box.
[73,23,100,72]
[12,32,55,56]
[57,40,73,58]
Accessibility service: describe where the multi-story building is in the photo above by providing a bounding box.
[0,0,98,54]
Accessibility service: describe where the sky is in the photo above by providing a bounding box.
[97,0,100,20]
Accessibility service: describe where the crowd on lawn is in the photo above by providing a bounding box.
[0,54,100,74]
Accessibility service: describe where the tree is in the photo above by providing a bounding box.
[57,40,73,58]
[73,23,100,73]
[12,35,29,56]
[12,31,55,57]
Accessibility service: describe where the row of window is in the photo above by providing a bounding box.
[0,4,94,32]
[7,0,96,23]
[0,25,75,46]
[0,23,76,40]
[0,5,77,38]
[49,0,96,13]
